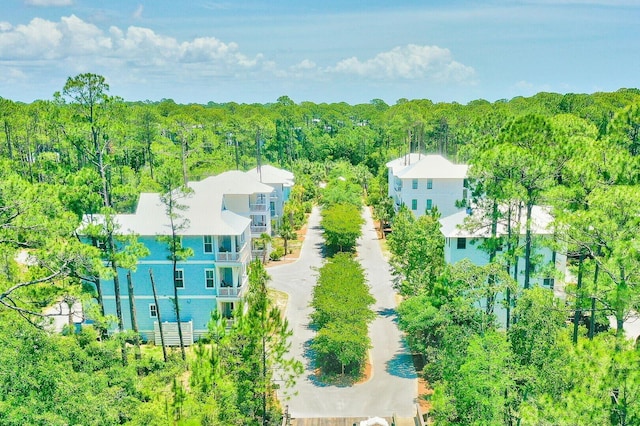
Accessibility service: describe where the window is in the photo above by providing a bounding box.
[149,304,157,318]
[457,238,467,249]
[175,269,184,288]
[427,179,433,190]
[205,269,215,289]
[412,179,418,189]
[203,236,213,253]
[94,238,106,250]
[411,199,418,210]
[543,278,555,288]
[426,199,433,211]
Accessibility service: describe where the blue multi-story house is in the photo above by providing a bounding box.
[83,170,277,344]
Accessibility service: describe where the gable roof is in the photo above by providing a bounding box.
[246,165,294,186]
[190,170,274,195]
[440,205,554,238]
[396,154,468,179]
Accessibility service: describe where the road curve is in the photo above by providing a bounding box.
[269,206,417,418]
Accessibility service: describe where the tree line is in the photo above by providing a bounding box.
[302,171,372,380]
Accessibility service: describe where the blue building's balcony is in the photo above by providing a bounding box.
[216,242,249,263]
[218,275,248,297]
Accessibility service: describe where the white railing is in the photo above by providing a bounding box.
[251,225,268,233]
[218,287,241,297]
[250,203,268,211]
[218,276,248,297]
[217,242,249,262]
[217,251,240,262]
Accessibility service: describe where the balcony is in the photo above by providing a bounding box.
[250,202,268,212]
[251,225,268,234]
[252,248,265,260]
[216,243,249,263]
[218,275,248,297]
[218,286,242,297]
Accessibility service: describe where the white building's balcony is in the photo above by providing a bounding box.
[250,202,268,212]
[251,225,268,234]
[252,248,265,260]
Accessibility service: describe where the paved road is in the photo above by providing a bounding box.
[269,206,417,418]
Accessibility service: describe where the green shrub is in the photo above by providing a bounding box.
[269,247,284,261]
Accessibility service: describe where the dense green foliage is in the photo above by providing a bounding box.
[188,261,302,425]
[0,319,185,425]
[321,203,364,253]
[311,253,374,377]
[390,91,640,424]
[1,72,640,423]
[387,206,445,296]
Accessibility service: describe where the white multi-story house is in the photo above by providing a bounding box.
[386,154,469,218]
[439,205,567,326]
[246,165,295,227]
[386,154,569,327]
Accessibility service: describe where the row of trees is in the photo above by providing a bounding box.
[311,253,374,377]
[3,78,638,215]
[312,175,374,379]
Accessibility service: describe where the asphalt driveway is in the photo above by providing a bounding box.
[269,206,417,418]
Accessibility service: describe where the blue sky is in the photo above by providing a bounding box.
[0,0,638,105]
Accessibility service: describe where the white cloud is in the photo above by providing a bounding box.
[0,67,27,83]
[0,15,264,75]
[24,0,73,6]
[132,5,144,19]
[327,44,476,84]
[293,59,316,71]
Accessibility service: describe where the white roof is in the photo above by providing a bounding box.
[246,165,294,187]
[190,170,274,195]
[396,154,468,179]
[81,170,279,236]
[386,153,423,176]
[440,205,554,238]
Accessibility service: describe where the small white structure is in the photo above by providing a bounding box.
[386,154,469,218]
[360,417,389,426]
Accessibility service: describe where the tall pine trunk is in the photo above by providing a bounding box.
[149,269,168,362]
[523,200,533,289]
[127,271,141,360]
